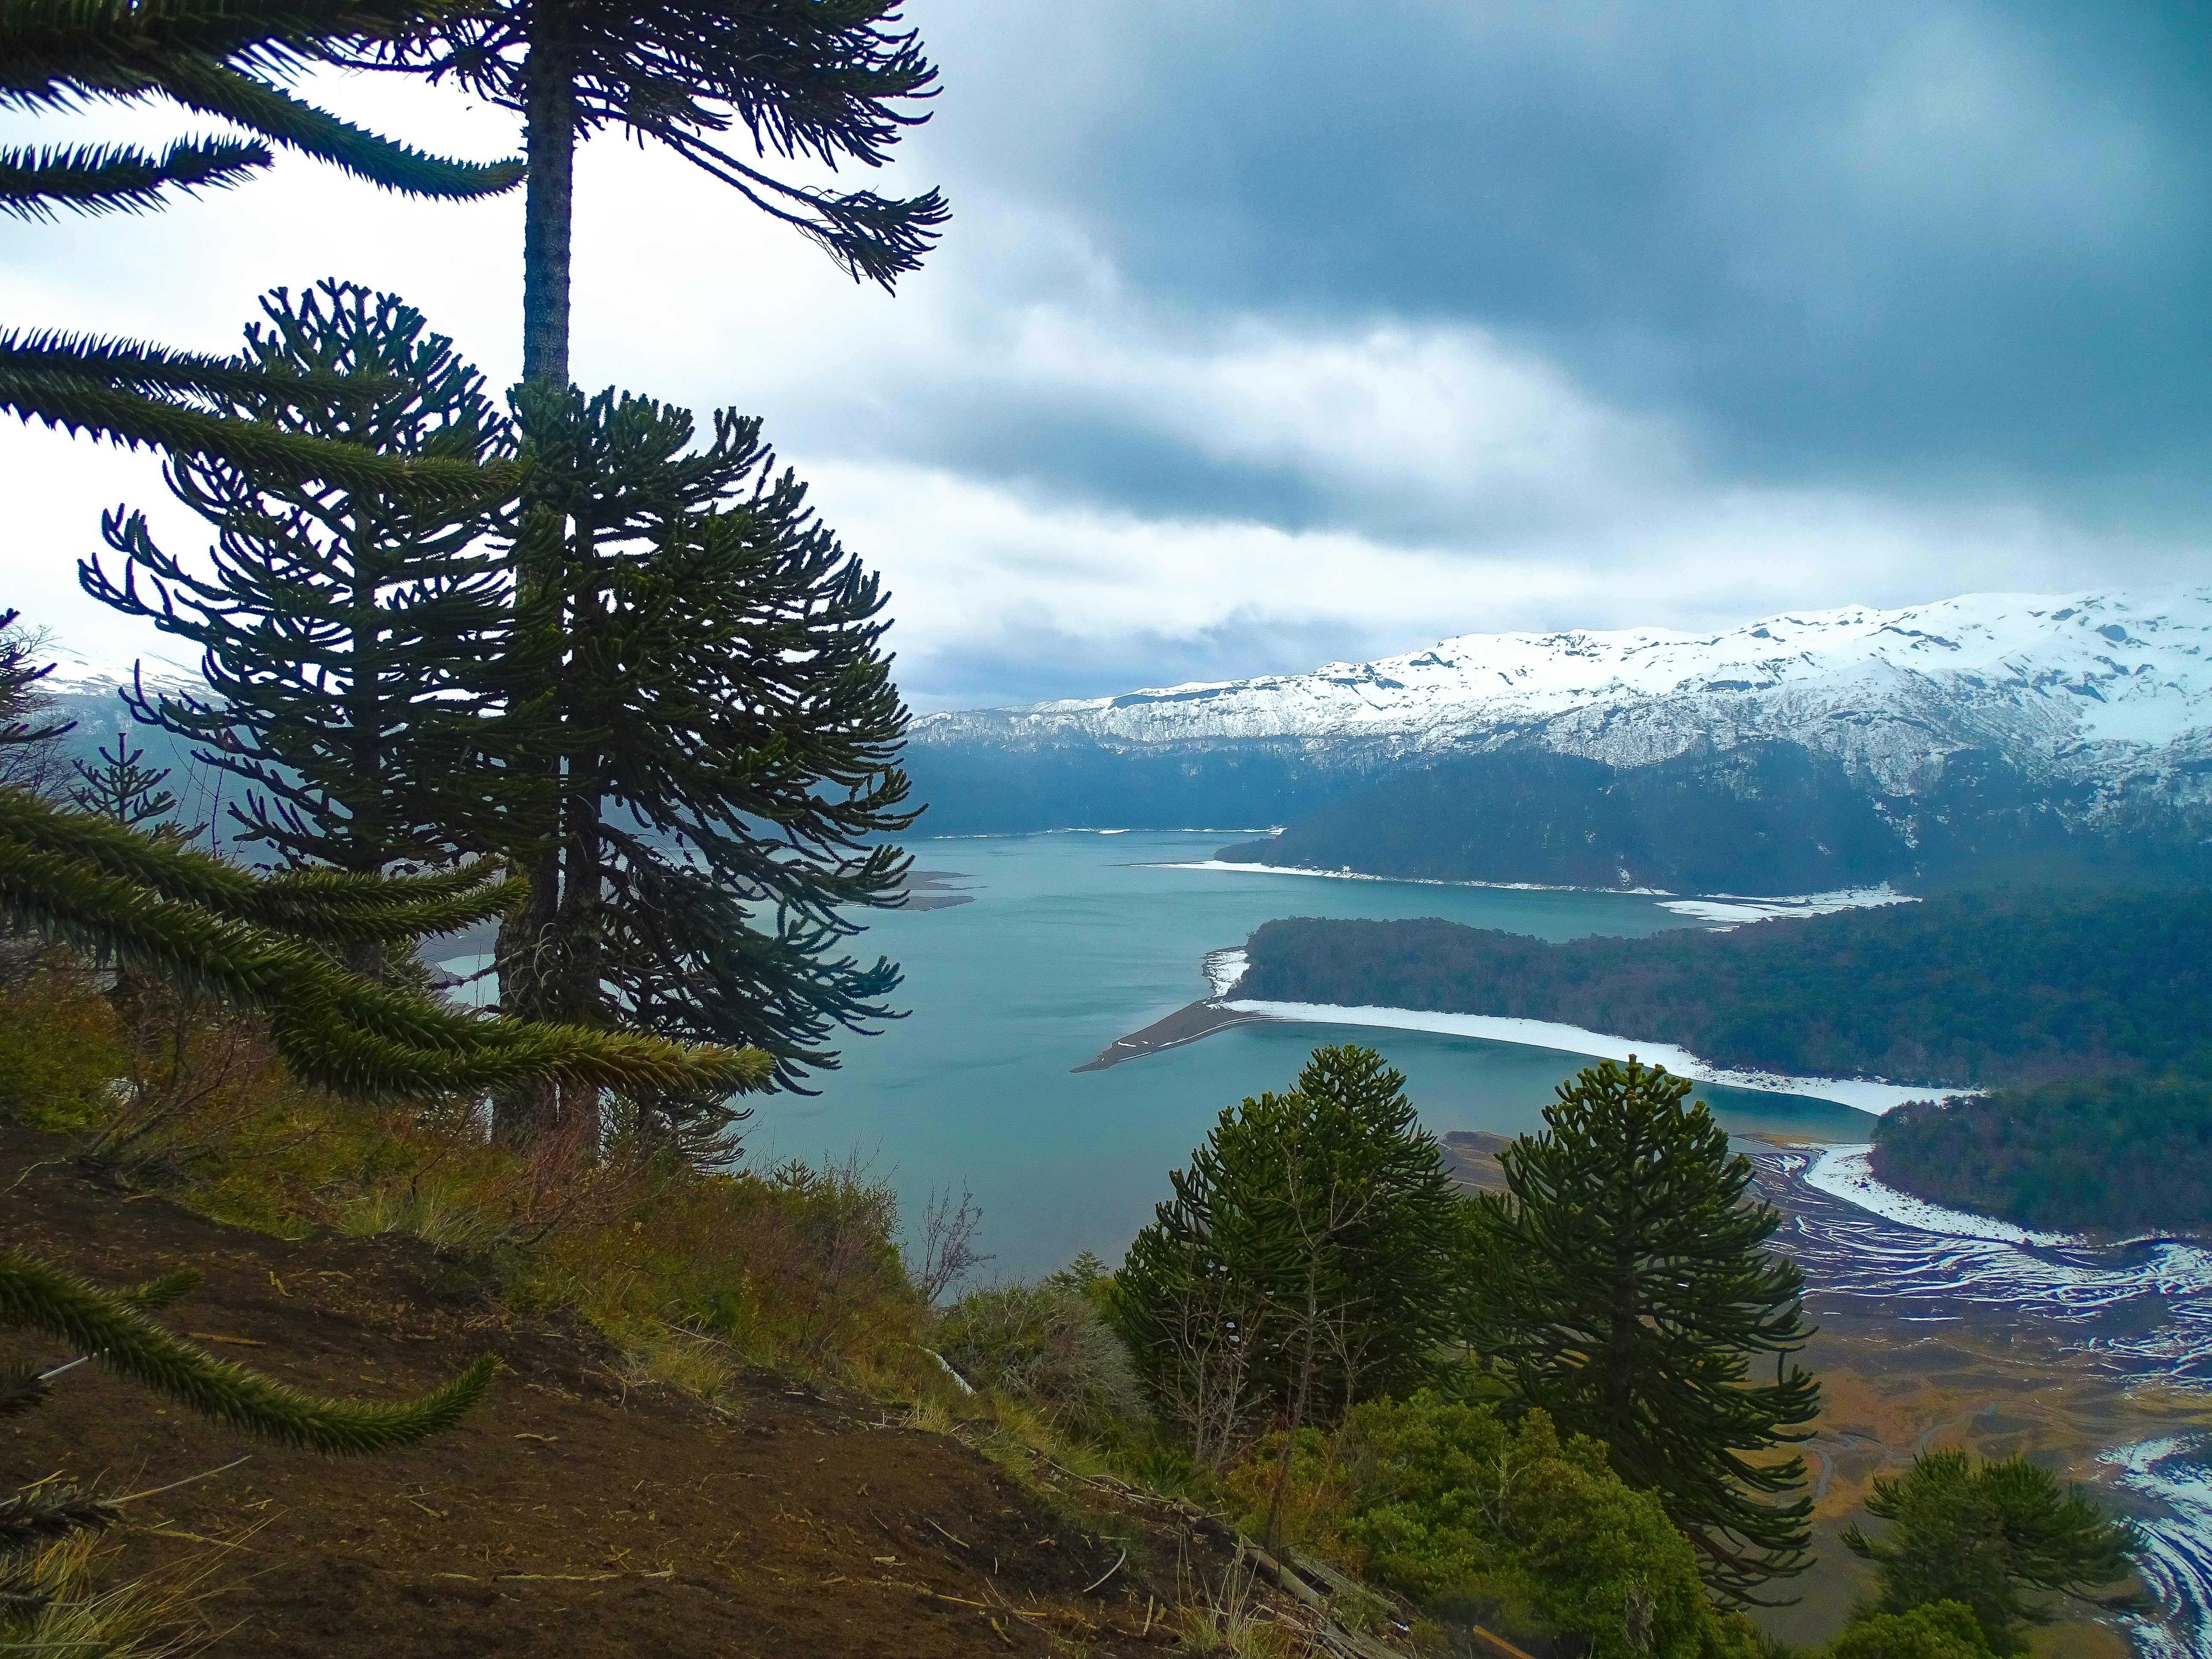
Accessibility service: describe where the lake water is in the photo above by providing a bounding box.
[755,829,1876,1278]
[755,828,2209,1654]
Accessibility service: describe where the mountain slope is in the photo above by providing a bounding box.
[909,587,2212,885]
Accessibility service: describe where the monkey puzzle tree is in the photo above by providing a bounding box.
[1470,1058,1822,1605]
[2,0,524,484]
[80,279,535,976]
[1842,1451,2144,1654]
[1114,1044,1465,1487]
[489,383,911,1148]
[343,1,943,1097]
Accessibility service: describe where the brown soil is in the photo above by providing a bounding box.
[1438,1132,1512,1195]
[0,1125,1231,1658]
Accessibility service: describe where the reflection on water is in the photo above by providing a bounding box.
[1758,1153,2212,1657]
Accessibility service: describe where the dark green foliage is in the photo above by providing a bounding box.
[2,0,522,486]
[1871,1072,2212,1235]
[81,280,531,893]
[494,384,912,1094]
[68,731,175,828]
[1472,1059,1819,1603]
[1222,743,1901,895]
[1841,1452,2143,1654]
[1214,742,2204,893]
[1112,1045,1466,1468]
[1239,885,2212,1091]
[0,134,266,218]
[1,786,771,1098]
[0,0,523,214]
[1820,1603,1997,1659]
[1338,1395,1764,1659]
[364,0,945,290]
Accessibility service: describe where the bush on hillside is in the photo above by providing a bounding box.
[934,1280,1146,1434]
[1225,1391,1764,1659]
[1820,1603,1996,1659]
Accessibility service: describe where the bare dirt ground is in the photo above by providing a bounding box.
[1,1124,1229,1658]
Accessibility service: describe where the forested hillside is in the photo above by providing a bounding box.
[1215,741,2212,893]
[1872,1074,2212,1235]
[1236,886,2212,1088]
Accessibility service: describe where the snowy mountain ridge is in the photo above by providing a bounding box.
[917,586,2212,801]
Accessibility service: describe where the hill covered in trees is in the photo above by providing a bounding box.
[1234,885,2211,1090]
[1871,1074,2212,1236]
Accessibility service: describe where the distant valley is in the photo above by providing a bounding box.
[911,585,2212,892]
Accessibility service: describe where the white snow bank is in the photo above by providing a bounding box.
[1657,885,1918,926]
[1219,1000,1942,1113]
[1801,1144,2076,1243]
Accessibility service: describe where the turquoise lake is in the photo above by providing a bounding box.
[752,830,1878,1278]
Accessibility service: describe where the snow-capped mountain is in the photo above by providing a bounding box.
[922,587,2212,784]
[907,588,2212,873]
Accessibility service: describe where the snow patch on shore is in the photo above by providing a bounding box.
[1159,859,1672,894]
[1656,885,1917,926]
[1202,948,1248,999]
[1162,862,1917,927]
[1802,1144,2077,1244]
[1218,1000,1937,1113]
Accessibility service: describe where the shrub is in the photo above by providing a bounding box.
[1822,1602,1996,1659]
[0,958,126,1132]
[1232,1391,1763,1659]
[934,1279,1146,1435]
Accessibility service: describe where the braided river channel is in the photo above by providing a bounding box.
[758,831,2211,1654]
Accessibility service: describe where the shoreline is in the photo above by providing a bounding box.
[1220,999,1941,1113]
[1156,859,1918,927]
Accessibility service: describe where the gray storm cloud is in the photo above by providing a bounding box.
[2,0,2204,710]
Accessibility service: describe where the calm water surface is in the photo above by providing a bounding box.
[758,830,1874,1275]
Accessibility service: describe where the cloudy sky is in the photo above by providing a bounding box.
[5,1,2207,710]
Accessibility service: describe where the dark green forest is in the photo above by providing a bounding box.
[1236,885,2211,1089]
[1871,1073,2212,1235]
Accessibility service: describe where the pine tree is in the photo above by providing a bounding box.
[80,280,535,975]
[1842,1452,2144,1654]
[1115,1045,1465,1477]
[68,732,176,829]
[1470,1058,1821,1604]
[2,0,522,485]
[491,384,911,1146]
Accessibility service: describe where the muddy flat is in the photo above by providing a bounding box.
[1073,1000,1271,1073]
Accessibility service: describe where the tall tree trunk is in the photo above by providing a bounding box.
[492,7,576,1144]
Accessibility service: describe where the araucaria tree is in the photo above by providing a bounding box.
[496,383,912,1148]
[1114,1044,1465,1478]
[1470,1057,1821,1604]
[1842,1450,2143,1654]
[344,0,944,1122]
[2,0,523,482]
[81,279,529,975]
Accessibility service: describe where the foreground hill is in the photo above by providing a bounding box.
[911,586,2212,889]
[0,1125,1211,1659]
[1234,885,2212,1093]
